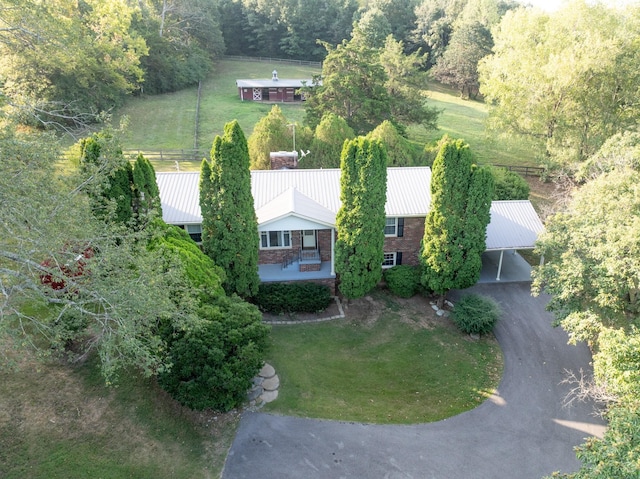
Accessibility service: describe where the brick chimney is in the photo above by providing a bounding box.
[270,151,298,170]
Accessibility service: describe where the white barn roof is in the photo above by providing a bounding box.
[486,200,544,250]
[236,79,315,89]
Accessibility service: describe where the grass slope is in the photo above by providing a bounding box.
[264,291,503,424]
[115,59,318,152]
[0,351,238,479]
[112,59,541,172]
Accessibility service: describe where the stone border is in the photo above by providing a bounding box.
[262,296,345,325]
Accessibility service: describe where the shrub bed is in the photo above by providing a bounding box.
[451,294,501,335]
[254,282,332,314]
[383,265,422,298]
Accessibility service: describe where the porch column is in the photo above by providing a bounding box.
[330,227,335,276]
[496,250,504,281]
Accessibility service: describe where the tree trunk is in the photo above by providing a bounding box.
[436,293,446,310]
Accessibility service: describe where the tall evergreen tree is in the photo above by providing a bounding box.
[421,138,493,306]
[79,132,135,225]
[132,153,162,219]
[335,137,388,299]
[200,120,260,298]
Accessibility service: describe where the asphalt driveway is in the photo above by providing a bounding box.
[222,282,606,479]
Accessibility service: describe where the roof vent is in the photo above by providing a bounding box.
[272,70,278,81]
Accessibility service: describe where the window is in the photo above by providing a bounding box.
[382,252,403,269]
[382,252,396,268]
[384,218,397,236]
[384,217,404,237]
[260,230,291,249]
[185,224,202,243]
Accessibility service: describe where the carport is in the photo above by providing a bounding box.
[481,200,545,282]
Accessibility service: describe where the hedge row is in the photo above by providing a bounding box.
[254,282,332,314]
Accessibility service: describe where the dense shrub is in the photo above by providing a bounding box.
[451,294,501,335]
[383,265,421,298]
[491,167,530,200]
[158,295,270,411]
[254,282,332,314]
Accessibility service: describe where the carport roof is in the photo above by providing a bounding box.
[486,200,544,250]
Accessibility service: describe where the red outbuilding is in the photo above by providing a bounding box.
[236,70,319,102]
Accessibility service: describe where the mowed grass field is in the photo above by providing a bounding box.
[113,58,542,172]
[264,290,503,424]
[114,59,318,152]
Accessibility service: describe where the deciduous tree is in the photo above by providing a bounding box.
[479,1,640,164]
[248,105,292,170]
[0,124,195,382]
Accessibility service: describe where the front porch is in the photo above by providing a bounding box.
[258,260,335,282]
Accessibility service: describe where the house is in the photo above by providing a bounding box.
[236,70,318,102]
[156,154,544,291]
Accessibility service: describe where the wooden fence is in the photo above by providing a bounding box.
[492,164,545,177]
[123,149,208,162]
[223,55,321,68]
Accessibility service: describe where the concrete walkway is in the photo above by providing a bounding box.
[222,283,606,479]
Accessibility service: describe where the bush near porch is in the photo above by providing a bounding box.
[254,282,332,314]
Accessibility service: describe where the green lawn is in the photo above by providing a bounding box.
[112,59,542,173]
[0,351,238,479]
[114,59,319,152]
[411,83,542,167]
[263,291,503,424]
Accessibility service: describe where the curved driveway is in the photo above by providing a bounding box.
[222,283,606,479]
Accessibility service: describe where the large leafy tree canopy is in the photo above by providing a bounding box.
[304,28,439,135]
[200,120,260,298]
[219,0,358,61]
[532,169,640,344]
[479,0,640,165]
[0,0,147,127]
[0,124,198,381]
[335,137,388,299]
[420,137,493,305]
[0,0,224,128]
[534,144,640,478]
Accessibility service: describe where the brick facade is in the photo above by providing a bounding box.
[382,217,425,266]
[258,229,334,265]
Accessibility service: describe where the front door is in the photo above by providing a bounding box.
[302,230,316,249]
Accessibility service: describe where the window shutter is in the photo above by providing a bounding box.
[397,218,404,237]
[396,252,402,265]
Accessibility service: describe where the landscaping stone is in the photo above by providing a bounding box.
[252,376,264,386]
[262,375,280,391]
[260,389,279,403]
[470,333,480,340]
[259,363,275,379]
[247,386,263,402]
[431,304,439,311]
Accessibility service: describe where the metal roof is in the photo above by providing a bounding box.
[236,79,316,89]
[156,167,433,226]
[485,201,545,250]
[155,170,544,251]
